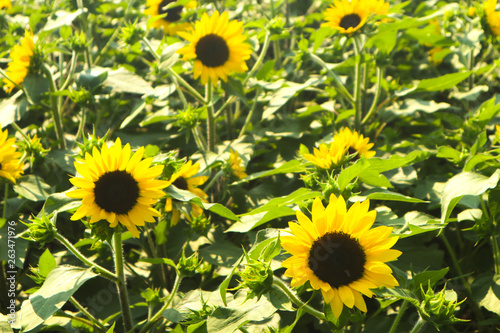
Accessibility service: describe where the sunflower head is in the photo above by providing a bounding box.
[227,149,248,179]
[145,0,196,35]
[303,140,348,170]
[177,11,253,86]
[3,29,40,93]
[0,0,12,10]
[322,0,389,34]
[0,125,24,183]
[165,160,208,225]
[67,137,169,238]
[484,0,500,37]
[334,128,375,159]
[281,194,401,318]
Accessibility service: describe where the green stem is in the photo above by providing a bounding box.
[388,300,409,333]
[76,0,93,69]
[439,232,484,322]
[409,316,426,333]
[2,183,8,220]
[243,31,271,86]
[238,86,261,138]
[491,235,500,275]
[113,231,133,332]
[362,66,384,125]
[206,82,215,152]
[42,63,66,149]
[137,273,183,333]
[60,50,78,91]
[55,233,118,282]
[273,277,326,321]
[70,296,106,332]
[308,53,355,105]
[353,37,363,133]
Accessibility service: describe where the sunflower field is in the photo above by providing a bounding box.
[2,0,500,332]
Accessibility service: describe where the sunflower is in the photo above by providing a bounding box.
[333,128,375,159]
[304,140,348,170]
[229,149,248,179]
[0,126,24,183]
[177,11,252,86]
[3,29,35,93]
[166,160,208,225]
[281,194,401,318]
[0,0,11,10]
[145,0,196,35]
[322,0,372,34]
[66,138,169,238]
[485,0,500,36]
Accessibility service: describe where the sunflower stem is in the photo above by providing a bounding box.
[206,81,216,152]
[76,0,93,69]
[41,63,66,149]
[243,30,271,86]
[273,277,327,321]
[137,272,183,333]
[388,300,409,333]
[69,296,106,332]
[238,86,261,138]
[362,66,384,125]
[60,50,78,91]
[491,235,500,275]
[308,53,355,105]
[439,232,484,323]
[113,231,133,332]
[409,316,426,333]
[55,233,118,282]
[353,36,363,133]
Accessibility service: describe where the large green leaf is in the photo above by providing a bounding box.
[165,186,239,221]
[441,170,500,223]
[227,188,320,233]
[471,273,500,315]
[13,175,53,202]
[232,160,306,185]
[18,266,98,332]
[206,291,277,333]
[337,158,370,191]
[354,189,427,203]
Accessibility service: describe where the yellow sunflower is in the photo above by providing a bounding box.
[66,138,169,238]
[485,0,500,36]
[322,0,372,34]
[334,128,376,158]
[0,126,24,183]
[0,0,12,10]
[304,140,348,170]
[177,11,252,86]
[166,160,208,225]
[145,0,196,35]
[3,29,35,93]
[229,149,248,179]
[281,194,401,318]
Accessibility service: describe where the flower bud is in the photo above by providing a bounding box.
[418,283,467,329]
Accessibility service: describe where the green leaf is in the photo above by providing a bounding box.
[0,92,29,127]
[354,189,427,203]
[19,266,98,332]
[0,221,28,269]
[41,9,83,31]
[219,255,244,306]
[23,74,50,104]
[139,258,179,275]
[312,26,333,53]
[206,291,277,333]
[13,175,53,202]
[221,77,249,106]
[365,29,398,55]
[165,186,239,221]
[199,241,243,268]
[227,188,320,233]
[41,192,80,216]
[232,160,306,185]
[441,170,500,223]
[337,158,370,191]
[471,273,500,315]
[358,169,393,188]
[410,268,449,292]
[248,229,280,260]
[416,71,472,92]
[38,249,56,278]
[377,288,420,307]
[367,151,431,173]
[104,67,153,94]
[120,98,147,129]
[105,322,116,333]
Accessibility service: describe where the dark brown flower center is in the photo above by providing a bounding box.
[94,170,140,215]
[195,34,230,68]
[158,0,183,22]
[339,13,362,30]
[308,231,366,288]
[173,177,188,190]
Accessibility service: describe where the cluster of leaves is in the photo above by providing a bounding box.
[2,0,500,332]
